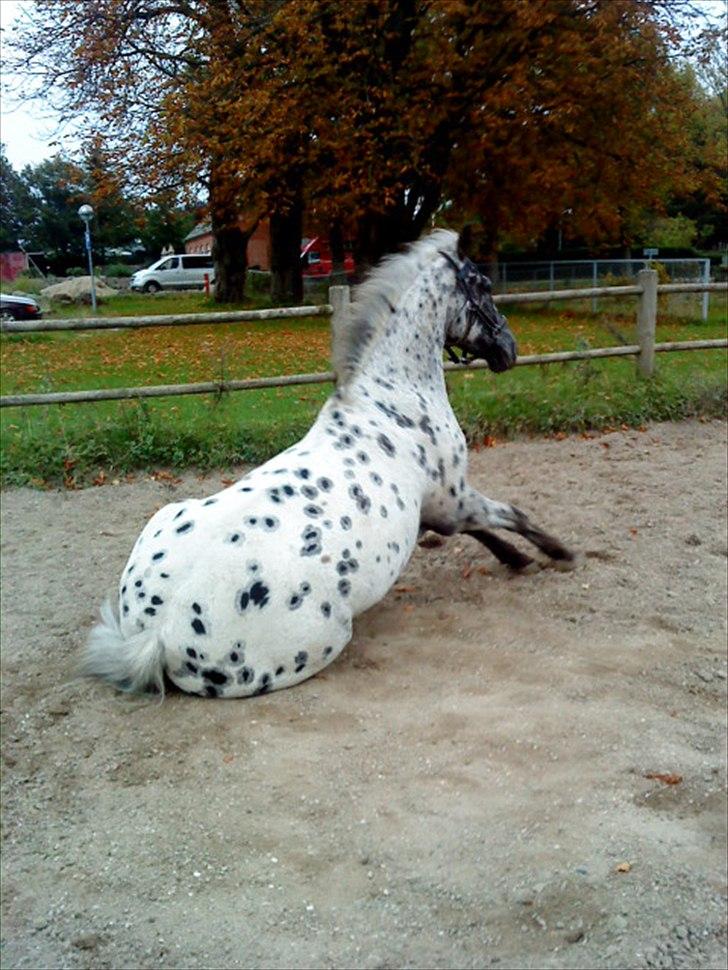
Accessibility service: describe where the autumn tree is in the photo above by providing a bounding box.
[5,0,282,301]
[6,0,719,296]
[439,1,724,271]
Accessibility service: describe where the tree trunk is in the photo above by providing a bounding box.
[212,223,250,303]
[270,187,303,305]
[209,163,252,304]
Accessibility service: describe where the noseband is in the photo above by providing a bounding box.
[439,250,505,365]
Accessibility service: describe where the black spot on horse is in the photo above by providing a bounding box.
[151,595,163,605]
[254,673,272,695]
[294,651,308,673]
[321,602,332,618]
[186,647,197,658]
[249,581,270,608]
[301,485,319,499]
[203,498,218,506]
[173,508,186,520]
[304,504,323,518]
[176,521,194,534]
[202,668,229,686]
[338,579,351,597]
[317,477,333,491]
[275,666,285,677]
[192,602,202,614]
[144,607,157,616]
[186,661,198,674]
[283,484,296,496]
[152,551,166,562]
[419,414,437,445]
[377,433,396,457]
[237,666,254,685]
[340,516,352,530]
[294,468,311,479]
[191,618,206,635]
[324,646,333,657]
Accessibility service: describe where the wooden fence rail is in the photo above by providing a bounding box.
[1,274,726,408]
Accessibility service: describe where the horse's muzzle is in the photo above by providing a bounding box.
[485,329,517,373]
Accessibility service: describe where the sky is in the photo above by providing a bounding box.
[0,0,83,169]
[1,0,726,171]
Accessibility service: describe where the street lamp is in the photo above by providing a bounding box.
[78,204,98,314]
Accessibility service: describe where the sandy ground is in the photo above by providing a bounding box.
[1,419,726,970]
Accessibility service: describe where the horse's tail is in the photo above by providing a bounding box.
[82,599,166,697]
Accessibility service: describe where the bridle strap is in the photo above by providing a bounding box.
[439,249,500,366]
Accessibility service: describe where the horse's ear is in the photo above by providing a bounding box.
[457,224,475,260]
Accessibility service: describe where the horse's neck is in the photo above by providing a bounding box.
[356,276,450,398]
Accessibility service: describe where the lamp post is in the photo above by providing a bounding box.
[78,204,98,314]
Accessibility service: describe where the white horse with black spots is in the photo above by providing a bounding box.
[84,228,574,698]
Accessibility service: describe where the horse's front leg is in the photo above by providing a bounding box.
[447,486,576,571]
[463,486,575,568]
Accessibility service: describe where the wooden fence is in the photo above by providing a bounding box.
[1,271,726,408]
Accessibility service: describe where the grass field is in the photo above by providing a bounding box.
[1,288,725,486]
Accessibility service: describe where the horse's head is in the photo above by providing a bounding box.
[440,234,517,373]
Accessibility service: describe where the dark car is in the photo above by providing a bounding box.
[0,293,43,322]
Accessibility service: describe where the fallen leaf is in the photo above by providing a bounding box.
[221,478,235,487]
[92,471,107,487]
[402,604,414,613]
[151,470,182,485]
[462,565,472,579]
[223,755,235,764]
[644,772,683,785]
[394,585,417,593]
[615,862,632,873]
[482,435,497,448]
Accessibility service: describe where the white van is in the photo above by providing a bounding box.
[129,254,215,293]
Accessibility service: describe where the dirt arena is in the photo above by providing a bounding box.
[1,419,726,970]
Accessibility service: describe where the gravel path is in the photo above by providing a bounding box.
[1,419,726,970]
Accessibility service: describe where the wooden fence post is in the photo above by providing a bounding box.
[328,285,350,328]
[636,268,658,377]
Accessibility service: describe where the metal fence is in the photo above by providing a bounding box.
[1,273,726,408]
[497,258,712,319]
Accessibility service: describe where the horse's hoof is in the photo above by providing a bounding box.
[513,559,541,575]
[550,553,579,571]
[419,533,446,549]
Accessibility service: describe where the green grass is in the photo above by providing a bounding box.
[1,290,725,486]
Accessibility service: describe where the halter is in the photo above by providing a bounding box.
[439,250,505,365]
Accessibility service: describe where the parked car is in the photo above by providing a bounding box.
[301,237,355,277]
[129,254,215,293]
[0,292,43,321]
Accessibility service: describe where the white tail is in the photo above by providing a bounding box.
[82,599,166,696]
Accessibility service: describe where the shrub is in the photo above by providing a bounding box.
[102,263,135,277]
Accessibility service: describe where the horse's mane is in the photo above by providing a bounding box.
[332,228,458,385]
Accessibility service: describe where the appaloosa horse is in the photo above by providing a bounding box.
[84,228,573,698]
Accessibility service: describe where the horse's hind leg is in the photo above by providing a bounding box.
[459,487,575,568]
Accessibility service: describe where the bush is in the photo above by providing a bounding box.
[102,263,135,277]
[65,266,88,277]
[1,275,48,295]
